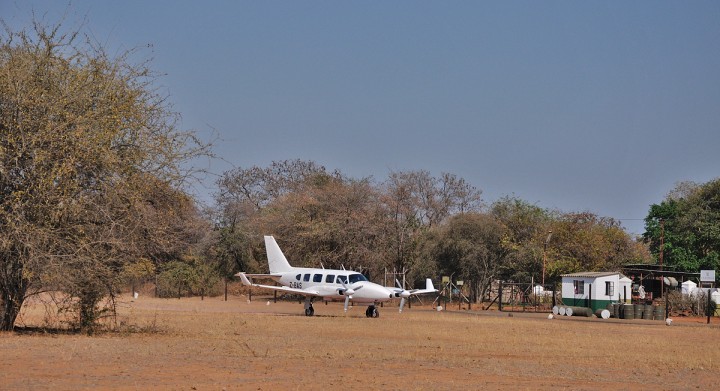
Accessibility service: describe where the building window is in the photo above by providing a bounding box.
[573,280,584,295]
[605,281,614,297]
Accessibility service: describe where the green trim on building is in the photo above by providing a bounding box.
[561,298,615,312]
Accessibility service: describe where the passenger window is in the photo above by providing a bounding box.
[313,274,323,283]
[325,274,335,283]
[296,274,301,281]
[303,274,311,282]
[336,275,348,284]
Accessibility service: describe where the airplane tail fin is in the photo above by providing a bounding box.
[425,278,435,292]
[409,278,438,295]
[264,235,294,274]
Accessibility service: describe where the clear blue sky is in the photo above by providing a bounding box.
[4,1,720,235]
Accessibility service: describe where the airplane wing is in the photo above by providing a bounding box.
[389,278,438,313]
[387,278,438,296]
[236,273,320,297]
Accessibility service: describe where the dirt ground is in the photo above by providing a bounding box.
[1,294,719,390]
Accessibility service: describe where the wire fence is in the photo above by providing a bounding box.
[494,282,557,313]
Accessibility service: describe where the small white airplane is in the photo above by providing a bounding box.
[236,236,437,317]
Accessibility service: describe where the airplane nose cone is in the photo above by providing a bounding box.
[365,284,394,300]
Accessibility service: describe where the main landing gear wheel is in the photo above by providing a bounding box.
[305,305,315,316]
[304,299,315,316]
[365,305,379,318]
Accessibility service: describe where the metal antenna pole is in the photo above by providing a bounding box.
[542,231,553,287]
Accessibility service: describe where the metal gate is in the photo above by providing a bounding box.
[496,281,557,313]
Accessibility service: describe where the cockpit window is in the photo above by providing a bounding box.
[349,273,368,284]
[336,275,348,284]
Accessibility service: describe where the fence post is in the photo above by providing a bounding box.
[468,282,472,310]
[499,281,503,312]
[707,289,712,324]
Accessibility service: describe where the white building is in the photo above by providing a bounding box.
[561,272,632,311]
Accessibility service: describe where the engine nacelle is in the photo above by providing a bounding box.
[339,288,354,296]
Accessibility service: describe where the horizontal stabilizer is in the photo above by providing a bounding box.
[235,273,320,297]
[235,272,283,283]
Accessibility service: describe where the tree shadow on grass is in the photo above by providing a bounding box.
[10,325,82,335]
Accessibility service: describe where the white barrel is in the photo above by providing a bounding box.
[552,305,559,315]
[595,309,610,319]
[558,306,566,316]
[565,307,574,316]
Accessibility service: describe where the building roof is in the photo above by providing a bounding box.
[621,265,700,280]
[623,263,680,270]
[561,271,623,279]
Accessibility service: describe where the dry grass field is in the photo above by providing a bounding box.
[1,293,719,390]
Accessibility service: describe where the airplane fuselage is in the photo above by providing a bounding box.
[276,268,394,303]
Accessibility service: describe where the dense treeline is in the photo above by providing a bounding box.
[212,160,651,301]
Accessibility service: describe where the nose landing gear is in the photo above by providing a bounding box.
[365,305,379,318]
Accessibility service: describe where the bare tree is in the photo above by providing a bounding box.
[0,19,209,331]
[381,170,482,272]
[216,159,332,213]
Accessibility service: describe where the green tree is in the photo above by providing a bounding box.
[490,196,551,283]
[644,179,720,275]
[422,213,508,302]
[157,261,198,298]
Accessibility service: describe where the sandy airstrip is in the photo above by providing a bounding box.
[1,292,718,390]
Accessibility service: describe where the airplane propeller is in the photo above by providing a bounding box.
[395,279,412,313]
[339,280,363,312]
